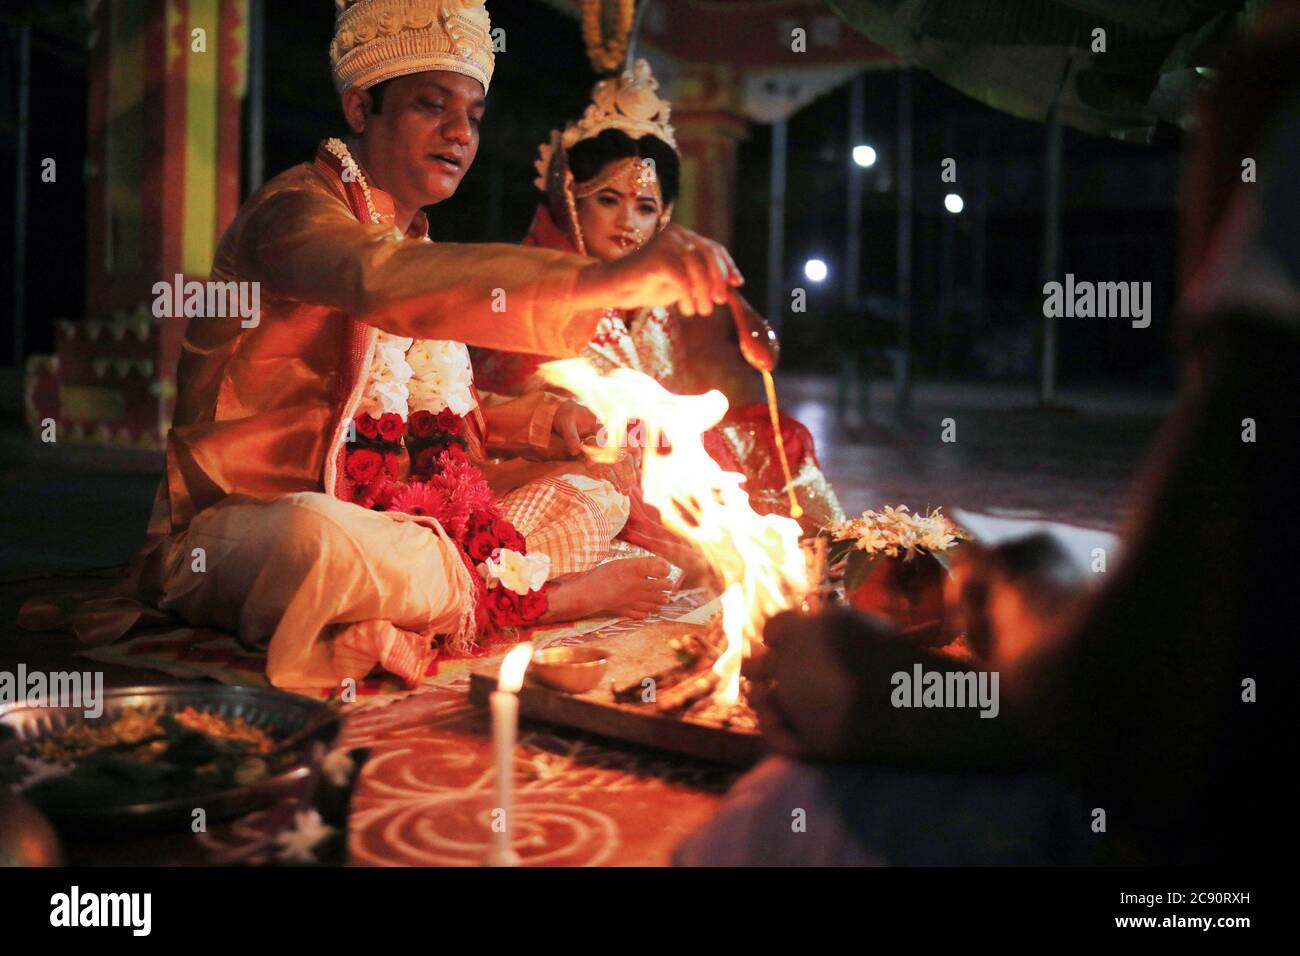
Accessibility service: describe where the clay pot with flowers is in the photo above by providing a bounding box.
[821,506,969,646]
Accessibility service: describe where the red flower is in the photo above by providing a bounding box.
[466,530,500,563]
[377,412,405,443]
[354,478,400,510]
[355,415,379,440]
[436,409,464,434]
[383,450,402,479]
[491,518,524,552]
[412,445,441,478]
[346,447,383,482]
[409,409,437,439]
[443,443,469,463]
[388,480,449,518]
[370,480,400,510]
[519,588,548,623]
[487,587,520,624]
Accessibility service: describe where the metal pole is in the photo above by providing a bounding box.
[845,72,864,309]
[1039,57,1070,406]
[896,68,913,409]
[624,0,653,71]
[766,118,788,334]
[939,117,955,376]
[972,130,989,336]
[13,22,32,367]
[245,0,265,194]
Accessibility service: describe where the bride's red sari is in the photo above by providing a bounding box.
[473,203,844,569]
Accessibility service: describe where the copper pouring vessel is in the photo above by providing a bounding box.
[726,290,780,372]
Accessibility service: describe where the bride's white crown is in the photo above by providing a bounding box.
[534,59,676,191]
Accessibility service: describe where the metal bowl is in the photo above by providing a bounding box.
[530,645,609,694]
[0,684,334,836]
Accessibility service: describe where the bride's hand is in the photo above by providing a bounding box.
[578,224,743,317]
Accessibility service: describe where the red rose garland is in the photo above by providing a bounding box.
[343,412,548,639]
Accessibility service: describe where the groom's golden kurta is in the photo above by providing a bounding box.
[120,153,602,689]
[156,152,598,538]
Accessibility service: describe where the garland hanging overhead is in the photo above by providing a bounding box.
[582,0,636,73]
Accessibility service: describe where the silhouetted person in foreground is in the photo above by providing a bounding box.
[677,18,1295,867]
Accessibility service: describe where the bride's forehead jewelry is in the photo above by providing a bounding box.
[572,157,662,204]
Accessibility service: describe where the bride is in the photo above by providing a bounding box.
[474,60,843,566]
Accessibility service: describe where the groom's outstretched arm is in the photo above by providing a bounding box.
[230,172,604,356]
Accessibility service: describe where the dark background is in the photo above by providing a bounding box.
[1,0,1183,389]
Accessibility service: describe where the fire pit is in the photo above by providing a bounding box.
[469,360,824,765]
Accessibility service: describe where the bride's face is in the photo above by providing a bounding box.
[575,179,663,262]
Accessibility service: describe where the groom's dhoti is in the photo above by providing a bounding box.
[157,492,473,691]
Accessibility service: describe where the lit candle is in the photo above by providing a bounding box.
[485,642,533,867]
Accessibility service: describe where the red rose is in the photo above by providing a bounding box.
[409,409,437,439]
[371,481,399,510]
[412,445,442,478]
[519,588,548,622]
[490,518,525,553]
[443,443,468,463]
[355,415,379,440]
[383,451,402,479]
[466,530,499,563]
[377,412,405,443]
[487,587,520,624]
[436,409,464,434]
[346,447,382,482]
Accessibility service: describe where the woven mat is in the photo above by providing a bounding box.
[77,589,715,711]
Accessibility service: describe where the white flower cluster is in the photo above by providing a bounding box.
[357,332,414,419]
[355,334,479,420]
[406,339,477,416]
[479,548,551,595]
[829,505,967,559]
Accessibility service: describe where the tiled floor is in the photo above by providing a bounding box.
[781,374,1170,532]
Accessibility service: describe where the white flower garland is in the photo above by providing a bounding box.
[324,139,480,423]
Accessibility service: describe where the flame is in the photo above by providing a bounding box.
[497,642,533,693]
[539,360,809,705]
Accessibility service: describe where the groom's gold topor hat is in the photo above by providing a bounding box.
[330,0,495,95]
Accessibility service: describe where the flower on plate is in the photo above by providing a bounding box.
[827,505,967,559]
[273,809,336,864]
[321,749,356,788]
[13,754,73,792]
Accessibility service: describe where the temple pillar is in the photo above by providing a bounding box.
[666,63,749,250]
[26,0,248,448]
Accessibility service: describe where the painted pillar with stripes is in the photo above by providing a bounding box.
[26,0,249,448]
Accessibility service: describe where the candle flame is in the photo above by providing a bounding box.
[497,642,533,693]
[539,360,810,705]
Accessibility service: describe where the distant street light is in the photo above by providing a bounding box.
[852,144,877,168]
[944,192,965,214]
[804,258,828,282]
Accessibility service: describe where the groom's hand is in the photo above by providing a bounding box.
[551,400,599,457]
[577,225,743,317]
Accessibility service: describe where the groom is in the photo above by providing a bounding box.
[27,0,741,690]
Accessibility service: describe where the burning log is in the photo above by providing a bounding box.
[654,669,720,713]
[610,620,726,705]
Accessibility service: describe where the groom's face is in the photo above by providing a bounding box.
[350,70,485,209]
